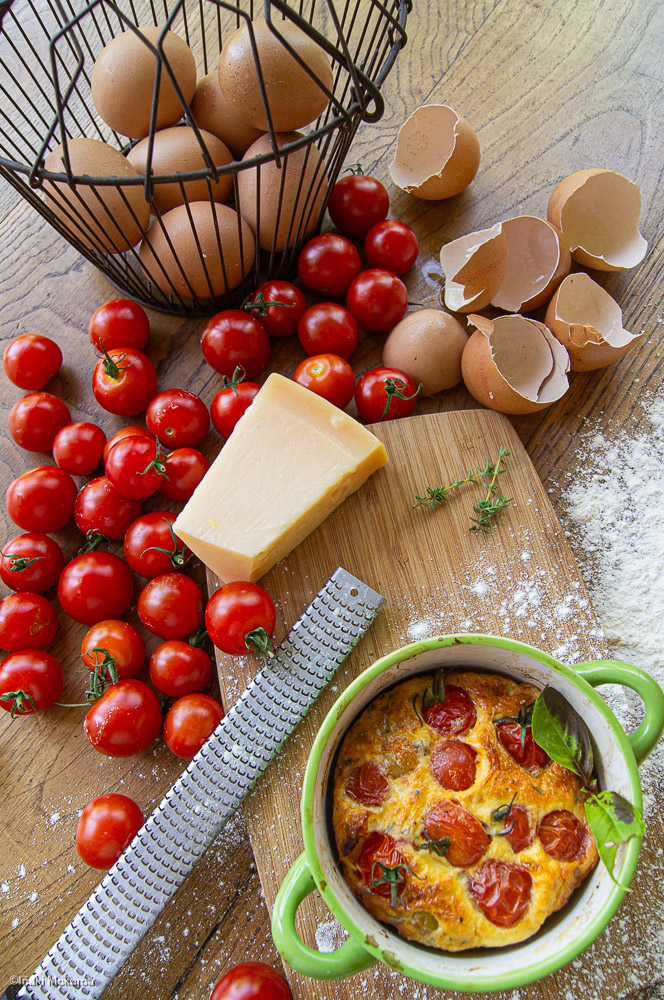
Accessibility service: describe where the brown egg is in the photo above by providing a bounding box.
[191,73,264,159]
[237,132,327,251]
[127,127,233,214]
[91,26,196,139]
[43,138,150,253]
[390,104,480,200]
[490,216,571,312]
[218,19,333,132]
[382,309,468,395]
[138,201,255,300]
[462,314,570,414]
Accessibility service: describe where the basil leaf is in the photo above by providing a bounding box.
[585,791,645,886]
[531,686,594,783]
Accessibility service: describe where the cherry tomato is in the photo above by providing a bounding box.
[357,831,407,899]
[89,299,150,352]
[81,620,146,681]
[298,303,359,359]
[146,389,210,449]
[159,448,210,502]
[422,684,477,737]
[244,280,306,338]
[468,860,532,927]
[210,963,292,1000]
[6,466,77,533]
[0,593,58,651]
[292,354,355,409]
[105,436,169,500]
[345,762,389,806]
[495,721,550,772]
[430,739,478,791]
[211,380,260,438]
[164,693,224,759]
[103,425,155,463]
[53,421,107,476]
[124,512,190,578]
[297,234,361,296]
[92,347,158,416]
[201,310,270,379]
[138,573,205,640]
[0,532,65,592]
[58,552,134,625]
[327,172,389,236]
[8,392,71,452]
[346,269,408,333]
[205,582,276,655]
[74,477,142,541]
[364,219,419,275]
[0,649,64,716]
[422,798,489,867]
[75,793,144,870]
[355,366,421,422]
[502,805,533,854]
[84,678,162,757]
[149,640,213,698]
[3,334,63,390]
[538,810,586,862]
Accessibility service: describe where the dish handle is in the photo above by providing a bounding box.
[574,659,664,764]
[272,852,376,980]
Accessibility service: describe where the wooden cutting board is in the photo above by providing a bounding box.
[209,408,610,1000]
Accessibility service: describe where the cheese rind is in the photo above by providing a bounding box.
[173,373,388,582]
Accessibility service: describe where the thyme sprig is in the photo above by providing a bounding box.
[413,446,512,532]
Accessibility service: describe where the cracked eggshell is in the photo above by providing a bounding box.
[490,216,571,312]
[545,272,642,371]
[547,168,647,272]
[382,309,468,395]
[389,104,480,200]
[462,313,570,414]
[439,224,508,312]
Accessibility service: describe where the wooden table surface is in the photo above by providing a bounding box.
[1,1,663,998]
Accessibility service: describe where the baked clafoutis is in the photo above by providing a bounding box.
[333,670,599,950]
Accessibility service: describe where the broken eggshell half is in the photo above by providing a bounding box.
[547,168,647,272]
[490,215,572,312]
[545,272,642,371]
[462,313,570,414]
[389,104,480,200]
[439,223,508,313]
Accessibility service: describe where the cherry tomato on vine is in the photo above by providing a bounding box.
[3,334,63,390]
[81,620,146,682]
[364,219,419,275]
[297,234,361,297]
[53,421,107,476]
[6,466,77,533]
[0,649,64,716]
[357,832,406,897]
[211,372,260,439]
[138,573,205,640]
[244,280,306,338]
[298,303,359,359]
[92,346,158,416]
[104,436,169,500]
[159,448,210,503]
[0,532,65,593]
[74,477,142,542]
[103,425,155,463]
[355,366,421,422]
[201,310,270,380]
[422,798,489,867]
[327,171,389,236]
[124,512,190,578]
[210,963,293,1000]
[164,693,224,759]
[346,269,408,333]
[422,684,477,736]
[84,679,163,757]
[58,552,134,625]
[292,353,355,409]
[9,392,71,452]
[89,299,150,352]
[146,388,209,449]
[149,640,213,698]
[205,582,276,656]
[0,593,58,651]
[75,793,144,870]
[468,860,532,927]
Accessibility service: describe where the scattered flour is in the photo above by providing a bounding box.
[314,918,347,953]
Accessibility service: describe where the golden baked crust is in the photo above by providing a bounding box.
[332,670,598,950]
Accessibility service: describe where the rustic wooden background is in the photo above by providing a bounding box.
[1,0,663,997]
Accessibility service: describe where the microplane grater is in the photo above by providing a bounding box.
[14,568,384,1000]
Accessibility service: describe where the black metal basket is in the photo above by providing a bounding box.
[0,0,409,315]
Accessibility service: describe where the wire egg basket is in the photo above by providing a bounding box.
[0,0,409,315]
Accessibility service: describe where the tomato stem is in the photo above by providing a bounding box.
[244,292,295,317]
[245,626,274,664]
[343,162,364,175]
[0,689,37,718]
[380,377,422,420]
[4,554,45,572]
[97,341,133,380]
[141,518,189,569]
[78,529,111,554]
[188,623,209,648]
[220,365,247,396]
[139,439,169,480]
[84,648,119,685]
